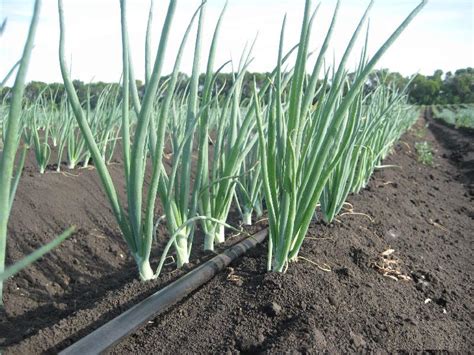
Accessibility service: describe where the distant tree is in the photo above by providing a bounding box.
[24,81,47,102]
[408,74,439,104]
[1,67,472,107]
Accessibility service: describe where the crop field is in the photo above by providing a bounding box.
[1,0,473,353]
[432,104,474,129]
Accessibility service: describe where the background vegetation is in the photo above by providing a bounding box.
[1,67,472,108]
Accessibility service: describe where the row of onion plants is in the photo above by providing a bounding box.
[0,0,427,312]
[321,83,420,222]
[0,0,427,293]
[254,0,426,272]
[55,0,426,279]
[13,84,123,173]
[0,0,74,305]
[57,0,279,278]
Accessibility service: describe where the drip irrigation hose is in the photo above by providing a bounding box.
[60,228,268,355]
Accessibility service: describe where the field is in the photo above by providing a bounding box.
[432,104,474,129]
[1,0,473,353]
[1,110,472,353]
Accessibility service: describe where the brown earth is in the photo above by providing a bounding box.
[1,111,473,353]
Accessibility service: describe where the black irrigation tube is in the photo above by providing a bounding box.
[60,228,268,355]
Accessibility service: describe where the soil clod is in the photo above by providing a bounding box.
[264,301,282,317]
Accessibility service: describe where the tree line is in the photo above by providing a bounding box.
[1,67,472,107]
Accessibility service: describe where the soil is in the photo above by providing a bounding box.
[1,110,473,353]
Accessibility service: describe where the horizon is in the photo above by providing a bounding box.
[1,0,473,85]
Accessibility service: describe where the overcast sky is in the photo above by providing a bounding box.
[1,0,473,85]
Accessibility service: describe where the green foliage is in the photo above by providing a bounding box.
[255,0,426,272]
[3,66,473,108]
[409,73,442,105]
[409,68,474,105]
[0,0,42,305]
[415,141,434,166]
[434,105,474,129]
[411,121,429,138]
[1,0,74,306]
[456,107,474,128]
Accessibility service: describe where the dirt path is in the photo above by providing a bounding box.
[1,113,473,353]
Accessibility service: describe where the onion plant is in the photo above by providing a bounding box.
[31,109,51,174]
[20,91,52,173]
[66,116,88,169]
[92,85,122,165]
[58,0,231,278]
[49,86,121,172]
[254,0,427,272]
[0,0,42,303]
[226,49,301,228]
[39,87,61,148]
[0,61,21,89]
[80,85,122,168]
[350,85,418,194]
[151,1,212,266]
[320,79,417,222]
[319,90,364,223]
[55,97,74,171]
[152,2,251,260]
[0,100,8,149]
[235,132,263,226]
[0,0,74,305]
[195,44,259,251]
[58,0,177,279]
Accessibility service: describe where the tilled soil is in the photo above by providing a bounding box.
[1,113,473,353]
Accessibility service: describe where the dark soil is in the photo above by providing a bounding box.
[1,111,473,353]
[427,108,474,198]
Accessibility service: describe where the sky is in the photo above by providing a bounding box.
[1,0,473,85]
